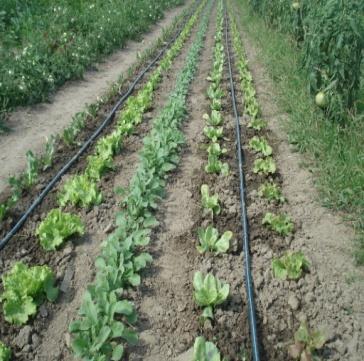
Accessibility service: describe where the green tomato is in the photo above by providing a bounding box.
[315,91,327,108]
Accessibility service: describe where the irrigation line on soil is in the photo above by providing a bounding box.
[0,1,202,252]
[224,5,261,361]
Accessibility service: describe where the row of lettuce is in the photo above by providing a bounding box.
[0,3,198,224]
[228,7,327,360]
[0,2,208,360]
[192,2,235,357]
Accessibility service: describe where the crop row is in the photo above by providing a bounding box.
[228,6,327,360]
[0,1,208,359]
[190,1,236,357]
[0,0,184,119]
[68,2,213,360]
[0,3,198,225]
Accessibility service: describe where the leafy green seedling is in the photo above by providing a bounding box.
[262,212,294,236]
[193,336,222,361]
[36,209,85,251]
[0,203,7,222]
[0,342,11,361]
[258,182,285,203]
[288,322,326,360]
[24,150,39,188]
[204,126,223,142]
[58,174,102,208]
[253,157,277,175]
[193,272,229,319]
[272,252,309,280]
[201,185,221,218]
[197,226,232,254]
[249,136,272,156]
[207,143,226,157]
[207,85,224,100]
[248,118,267,131]
[211,97,222,111]
[205,155,229,176]
[85,154,114,181]
[0,262,58,325]
[203,110,223,126]
[42,135,57,170]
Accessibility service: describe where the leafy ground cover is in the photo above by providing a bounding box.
[0,0,184,126]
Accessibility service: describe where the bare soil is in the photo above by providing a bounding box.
[0,3,189,193]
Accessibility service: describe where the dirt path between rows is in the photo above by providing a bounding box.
[0,3,189,193]
[231,3,364,360]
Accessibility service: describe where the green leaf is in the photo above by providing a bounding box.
[193,336,221,361]
[133,253,153,272]
[0,341,11,361]
[262,212,294,236]
[111,345,124,361]
[36,208,85,251]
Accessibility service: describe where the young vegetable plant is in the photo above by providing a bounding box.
[193,272,229,319]
[272,252,309,280]
[23,150,39,188]
[258,182,285,203]
[58,174,102,208]
[36,209,85,251]
[193,336,223,361]
[85,154,114,181]
[288,322,326,361]
[249,136,272,156]
[207,143,226,157]
[204,126,223,142]
[205,155,229,176]
[253,157,277,175]
[248,118,267,131]
[197,226,232,254]
[262,212,294,236]
[0,342,11,361]
[42,135,57,170]
[201,185,221,218]
[203,110,223,126]
[0,262,58,325]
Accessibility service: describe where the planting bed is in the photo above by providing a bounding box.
[0,0,363,361]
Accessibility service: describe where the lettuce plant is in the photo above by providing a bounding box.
[193,272,229,319]
[207,84,224,100]
[0,342,11,361]
[248,118,267,131]
[204,126,223,142]
[203,110,223,126]
[211,97,222,111]
[253,157,276,175]
[207,143,226,157]
[262,212,294,236]
[258,182,285,203]
[36,208,85,251]
[201,185,221,218]
[249,136,273,156]
[85,154,114,181]
[0,262,58,325]
[197,226,232,254]
[23,150,39,188]
[193,337,222,361]
[272,252,309,280]
[288,322,326,361]
[205,155,229,176]
[58,174,102,208]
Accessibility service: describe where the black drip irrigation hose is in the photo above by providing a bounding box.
[0,2,202,252]
[224,5,261,361]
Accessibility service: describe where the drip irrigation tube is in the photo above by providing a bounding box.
[0,1,202,251]
[224,5,261,361]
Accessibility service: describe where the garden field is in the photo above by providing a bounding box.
[0,1,363,361]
